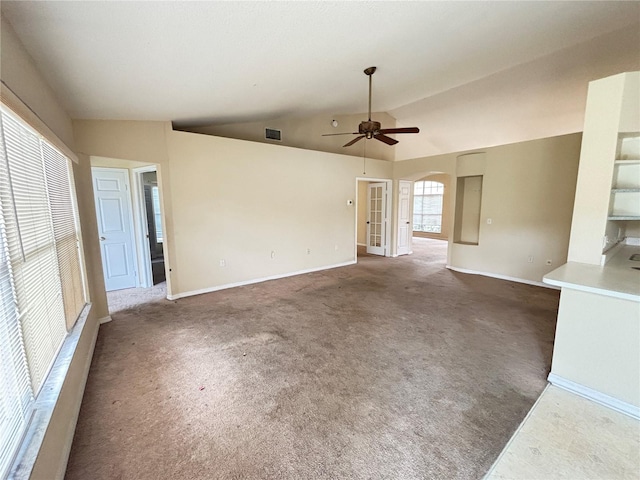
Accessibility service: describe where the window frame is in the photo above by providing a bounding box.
[413,180,445,234]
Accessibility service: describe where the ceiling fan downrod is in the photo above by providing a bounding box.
[364,66,376,122]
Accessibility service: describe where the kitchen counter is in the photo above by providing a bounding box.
[543,245,640,302]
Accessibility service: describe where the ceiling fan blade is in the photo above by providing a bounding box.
[374,133,399,146]
[378,127,420,134]
[343,135,365,147]
[322,132,359,136]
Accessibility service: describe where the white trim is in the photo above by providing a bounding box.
[357,242,366,247]
[548,373,640,419]
[446,265,560,290]
[482,384,550,480]
[167,260,356,301]
[99,315,112,324]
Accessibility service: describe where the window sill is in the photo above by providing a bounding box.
[9,303,95,480]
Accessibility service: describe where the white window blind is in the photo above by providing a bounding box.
[0,104,86,475]
[42,143,86,329]
[151,186,163,243]
[0,200,32,478]
[0,111,67,393]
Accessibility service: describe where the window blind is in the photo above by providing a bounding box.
[0,198,32,479]
[42,143,86,329]
[0,112,67,393]
[0,104,87,475]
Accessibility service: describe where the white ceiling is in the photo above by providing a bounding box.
[2,1,639,127]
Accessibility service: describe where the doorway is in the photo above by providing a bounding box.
[356,178,392,258]
[133,166,166,287]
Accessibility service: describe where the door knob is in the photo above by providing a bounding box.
[406,222,410,224]
[366,221,370,224]
[100,236,106,241]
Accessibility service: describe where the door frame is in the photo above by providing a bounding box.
[132,165,158,288]
[355,177,393,258]
[91,166,139,290]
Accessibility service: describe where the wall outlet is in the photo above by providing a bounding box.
[307,248,311,255]
[546,259,552,265]
[219,259,226,267]
[527,255,534,263]
[270,251,275,259]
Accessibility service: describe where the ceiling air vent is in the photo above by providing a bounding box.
[265,128,282,141]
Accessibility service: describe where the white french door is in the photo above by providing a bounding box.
[397,180,412,256]
[92,168,137,291]
[366,182,387,255]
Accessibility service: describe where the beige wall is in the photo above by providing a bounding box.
[550,288,640,408]
[165,131,391,296]
[395,134,582,284]
[182,111,397,161]
[0,17,75,150]
[73,122,393,297]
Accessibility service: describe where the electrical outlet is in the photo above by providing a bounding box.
[527,255,534,263]
[270,251,275,259]
[546,259,552,266]
[307,248,311,255]
[219,259,226,267]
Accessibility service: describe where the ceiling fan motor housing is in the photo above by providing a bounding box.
[359,120,381,138]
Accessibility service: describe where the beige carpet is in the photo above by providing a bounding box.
[66,239,558,479]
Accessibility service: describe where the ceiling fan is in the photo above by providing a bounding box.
[323,66,419,147]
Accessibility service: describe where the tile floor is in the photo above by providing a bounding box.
[486,385,640,479]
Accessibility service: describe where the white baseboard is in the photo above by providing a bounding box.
[357,242,366,247]
[167,260,357,301]
[548,373,640,419]
[445,265,559,290]
[99,315,112,324]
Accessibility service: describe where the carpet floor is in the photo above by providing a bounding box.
[66,239,559,479]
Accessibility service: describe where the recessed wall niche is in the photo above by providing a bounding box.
[453,152,486,246]
[453,175,483,245]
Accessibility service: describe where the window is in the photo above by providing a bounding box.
[151,186,163,243]
[0,105,86,476]
[413,180,444,233]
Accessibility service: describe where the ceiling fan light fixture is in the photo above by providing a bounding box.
[321,66,420,147]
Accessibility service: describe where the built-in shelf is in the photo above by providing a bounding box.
[608,216,640,221]
[614,159,640,165]
[611,188,640,193]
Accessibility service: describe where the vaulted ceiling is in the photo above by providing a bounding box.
[2,1,638,130]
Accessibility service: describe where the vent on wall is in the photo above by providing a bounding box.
[265,128,282,141]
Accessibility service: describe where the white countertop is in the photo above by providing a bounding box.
[543,246,640,302]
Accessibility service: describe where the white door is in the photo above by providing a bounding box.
[397,180,412,256]
[92,168,137,291]
[366,182,387,255]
